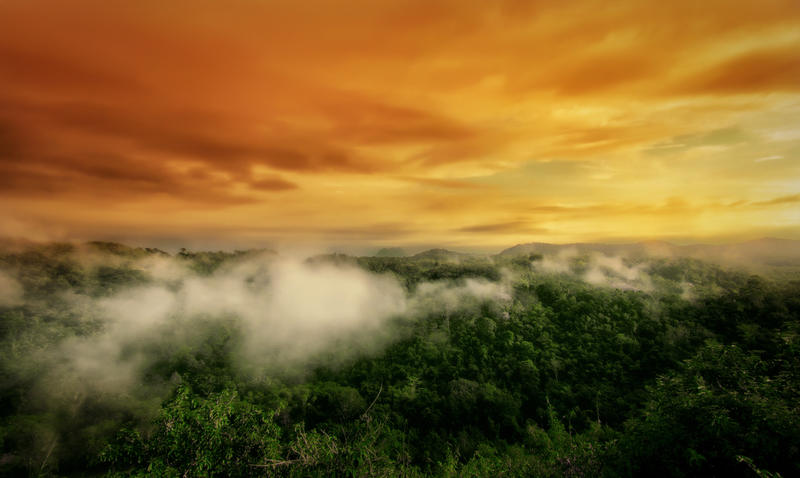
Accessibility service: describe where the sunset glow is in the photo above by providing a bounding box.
[2,0,799,249]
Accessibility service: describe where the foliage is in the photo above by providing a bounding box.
[0,243,798,476]
[102,386,283,477]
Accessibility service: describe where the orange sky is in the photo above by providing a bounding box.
[1,0,799,250]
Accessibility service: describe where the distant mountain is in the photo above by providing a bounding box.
[0,237,40,252]
[0,239,280,260]
[411,248,468,261]
[498,241,678,258]
[87,241,170,256]
[678,238,800,266]
[374,247,408,257]
[499,238,800,272]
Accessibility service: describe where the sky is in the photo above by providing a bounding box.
[1,0,799,251]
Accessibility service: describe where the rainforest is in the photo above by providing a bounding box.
[2,1,800,476]
[0,240,798,477]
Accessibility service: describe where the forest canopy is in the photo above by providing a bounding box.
[0,240,798,477]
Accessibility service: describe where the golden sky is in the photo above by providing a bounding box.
[1,0,799,250]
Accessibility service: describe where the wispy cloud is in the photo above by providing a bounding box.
[0,0,798,243]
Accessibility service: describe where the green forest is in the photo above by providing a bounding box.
[0,241,798,477]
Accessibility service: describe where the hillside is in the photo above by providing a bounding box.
[499,238,800,275]
[0,241,798,476]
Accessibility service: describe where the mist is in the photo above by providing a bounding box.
[0,270,23,307]
[532,250,654,291]
[583,254,653,291]
[2,239,799,476]
[1,246,517,417]
[8,238,787,417]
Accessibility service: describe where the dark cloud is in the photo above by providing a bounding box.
[0,99,372,174]
[0,44,143,94]
[0,160,259,206]
[397,176,485,189]
[520,51,657,96]
[319,95,475,145]
[0,138,281,206]
[249,176,299,191]
[752,194,800,207]
[456,221,547,234]
[672,46,800,95]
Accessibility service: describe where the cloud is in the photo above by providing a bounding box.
[180,257,408,368]
[26,254,403,398]
[0,84,478,206]
[397,176,485,189]
[0,99,373,173]
[0,157,262,206]
[673,46,800,95]
[0,43,143,94]
[410,277,511,314]
[18,249,516,403]
[455,221,547,234]
[754,155,783,162]
[0,0,798,243]
[583,254,652,291]
[0,270,24,307]
[752,194,800,207]
[533,250,653,291]
[317,95,475,145]
[535,248,578,274]
[644,127,749,155]
[530,50,657,96]
[249,176,299,191]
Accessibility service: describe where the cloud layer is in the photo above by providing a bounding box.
[8,251,511,404]
[1,0,799,246]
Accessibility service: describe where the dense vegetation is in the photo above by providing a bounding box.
[0,242,798,477]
